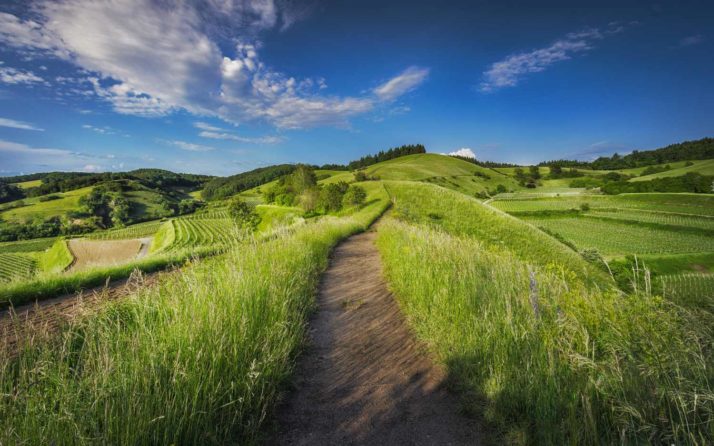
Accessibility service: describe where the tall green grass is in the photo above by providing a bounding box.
[38,238,73,273]
[377,186,714,444]
[0,186,388,444]
[385,181,611,288]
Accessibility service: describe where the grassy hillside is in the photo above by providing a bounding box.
[0,186,93,224]
[377,182,714,444]
[385,181,610,287]
[630,159,714,181]
[325,154,521,196]
[12,180,42,189]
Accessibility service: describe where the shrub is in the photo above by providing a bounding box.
[342,185,367,207]
[228,197,261,231]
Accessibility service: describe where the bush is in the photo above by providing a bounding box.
[579,203,590,211]
[228,197,261,231]
[318,183,345,213]
[342,185,367,207]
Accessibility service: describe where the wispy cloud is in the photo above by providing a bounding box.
[479,24,626,92]
[0,117,44,131]
[198,130,283,144]
[0,2,429,129]
[373,66,430,101]
[81,123,129,137]
[163,139,216,152]
[193,121,226,132]
[676,34,704,47]
[0,138,72,156]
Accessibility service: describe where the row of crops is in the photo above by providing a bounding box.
[587,209,714,231]
[0,238,56,254]
[525,216,714,256]
[169,217,236,250]
[660,273,714,307]
[87,221,163,240]
[0,253,37,283]
[492,193,714,216]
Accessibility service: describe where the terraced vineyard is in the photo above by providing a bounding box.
[661,273,714,308]
[587,209,714,230]
[0,238,56,253]
[492,193,714,216]
[87,221,163,240]
[526,216,714,256]
[0,253,37,282]
[166,217,236,250]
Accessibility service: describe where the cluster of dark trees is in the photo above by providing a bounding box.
[0,182,24,204]
[600,173,713,195]
[347,144,425,170]
[538,138,713,170]
[547,165,585,179]
[514,166,542,188]
[202,164,296,201]
[263,165,366,214]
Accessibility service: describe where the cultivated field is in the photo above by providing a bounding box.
[68,239,145,271]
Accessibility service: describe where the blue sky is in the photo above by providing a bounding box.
[0,0,712,176]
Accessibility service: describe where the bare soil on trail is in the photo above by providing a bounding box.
[0,271,164,354]
[270,229,482,445]
[67,238,148,272]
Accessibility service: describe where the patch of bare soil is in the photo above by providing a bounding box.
[0,270,163,354]
[67,238,144,272]
[269,230,481,445]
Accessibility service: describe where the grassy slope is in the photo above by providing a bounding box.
[38,239,74,274]
[377,182,714,444]
[0,186,93,223]
[325,154,521,196]
[12,179,42,189]
[630,159,714,181]
[385,181,611,288]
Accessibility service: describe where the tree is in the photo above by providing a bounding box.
[343,185,367,207]
[354,171,368,182]
[318,183,345,213]
[495,184,507,194]
[0,182,24,204]
[529,166,541,179]
[228,197,261,231]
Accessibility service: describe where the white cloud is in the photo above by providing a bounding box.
[164,140,217,152]
[83,164,102,172]
[0,66,45,85]
[198,130,283,144]
[193,121,227,132]
[480,25,625,92]
[0,1,428,129]
[0,117,44,131]
[0,138,73,156]
[374,66,430,101]
[448,148,476,159]
[82,123,128,137]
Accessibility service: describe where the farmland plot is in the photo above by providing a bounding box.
[87,221,163,240]
[526,216,714,256]
[660,273,714,308]
[586,209,714,231]
[0,253,37,282]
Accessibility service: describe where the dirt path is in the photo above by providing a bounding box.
[270,229,481,445]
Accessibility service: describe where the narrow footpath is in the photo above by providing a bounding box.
[270,229,481,445]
